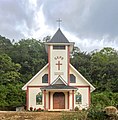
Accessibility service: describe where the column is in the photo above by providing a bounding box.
[68,91,69,109]
[49,92,50,109]
[26,86,29,110]
[44,90,46,110]
[72,90,74,110]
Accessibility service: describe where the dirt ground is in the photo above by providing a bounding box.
[0,111,62,120]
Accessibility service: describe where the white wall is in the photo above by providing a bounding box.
[28,87,44,110]
[74,88,89,110]
[28,87,89,110]
[50,45,68,83]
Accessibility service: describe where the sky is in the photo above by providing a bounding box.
[0,0,118,52]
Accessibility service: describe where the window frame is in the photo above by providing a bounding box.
[53,45,65,50]
[70,74,76,83]
[36,92,42,105]
[75,92,82,104]
[42,74,48,83]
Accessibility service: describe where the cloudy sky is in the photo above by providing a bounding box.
[0,0,118,52]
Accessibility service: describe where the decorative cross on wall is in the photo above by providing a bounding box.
[56,61,62,70]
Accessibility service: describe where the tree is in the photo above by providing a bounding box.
[90,47,118,92]
[0,54,21,85]
[71,46,92,82]
[9,38,48,83]
[0,35,13,54]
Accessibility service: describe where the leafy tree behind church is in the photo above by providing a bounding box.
[0,35,118,109]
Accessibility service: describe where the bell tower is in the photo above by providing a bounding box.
[45,28,74,84]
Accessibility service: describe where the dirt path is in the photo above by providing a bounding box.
[0,111,62,120]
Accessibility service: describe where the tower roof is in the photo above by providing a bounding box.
[48,28,69,43]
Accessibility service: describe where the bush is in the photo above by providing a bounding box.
[30,107,33,111]
[74,106,79,111]
[37,107,41,112]
[34,108,36,111]
[87,107,107,120]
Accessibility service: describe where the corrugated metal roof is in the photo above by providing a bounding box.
[41,84,77,90]
[48,28,69,43]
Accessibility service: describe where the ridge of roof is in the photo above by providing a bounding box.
[48,28,69,43]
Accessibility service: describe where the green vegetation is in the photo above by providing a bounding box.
[0,35,118,114]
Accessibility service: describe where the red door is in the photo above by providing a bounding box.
[53,92,65,109]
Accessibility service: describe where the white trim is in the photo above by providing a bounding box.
[51,75,67,85]
[70,64,95,92]
[22,63,49,90]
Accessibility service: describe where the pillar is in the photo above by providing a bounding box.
[68,91,69,109]
[49,92,50,109]
[72,90,74,110]
[44,90,46,110]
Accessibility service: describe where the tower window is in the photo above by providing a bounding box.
[70,74,76,83]
[53,45,65,50]
[42,74,48,83]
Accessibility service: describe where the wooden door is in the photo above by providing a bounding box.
[53,92,65,109]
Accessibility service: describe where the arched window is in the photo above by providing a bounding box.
[42,74,48,83]
[70,74,76,83]
[75,92,82,104]
[36,92,42,105]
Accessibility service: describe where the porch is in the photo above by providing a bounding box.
[41,84,77,111]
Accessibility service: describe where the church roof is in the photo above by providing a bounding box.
[48,28,69,43]
[41,84,77,90]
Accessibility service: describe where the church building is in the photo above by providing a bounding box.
[22,28,95,111]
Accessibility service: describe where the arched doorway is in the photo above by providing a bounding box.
[53,92,65,109]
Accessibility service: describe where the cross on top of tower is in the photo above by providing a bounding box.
[56,18,62,28]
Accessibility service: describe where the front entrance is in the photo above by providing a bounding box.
[53,92,65,109]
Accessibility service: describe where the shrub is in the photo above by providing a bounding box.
[30,107,33,111]
[87,107,107,120]
[34,108,36,111]
[75,106,79,111]
[37,107,41,112]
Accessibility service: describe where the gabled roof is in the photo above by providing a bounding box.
[48,28,69,43]
[51,75,67,85]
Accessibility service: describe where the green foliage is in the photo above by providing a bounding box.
[71,48,92,82]
[71,47,118,92]
[0,84,25,107]
[9,38,48,82]
[91,92,118,108]
[0,36,48,109]
[0,35,13,54]
[90,47,118,92]
[87,107,107,120]
[0,54,21,85]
